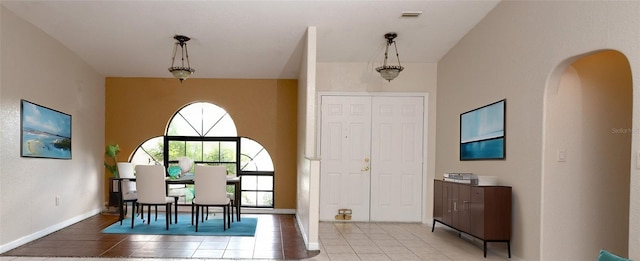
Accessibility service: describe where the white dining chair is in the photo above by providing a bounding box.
[135,165,177,230]
[116,162,138,228]
[192,165,231,231]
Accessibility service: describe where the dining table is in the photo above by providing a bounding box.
[166,174,242,221]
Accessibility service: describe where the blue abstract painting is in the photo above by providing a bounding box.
[460,100,505,160]
[21,100,72,159]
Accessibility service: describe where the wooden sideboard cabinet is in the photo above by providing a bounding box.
[432,179,512,258]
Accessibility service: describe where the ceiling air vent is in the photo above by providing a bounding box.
[401,11,422,18]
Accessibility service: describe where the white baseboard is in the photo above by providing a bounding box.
[295,213,320,251]
[0,208,102,254]
[174,206,296,215]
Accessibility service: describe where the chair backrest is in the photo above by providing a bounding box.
[194,165,227,204]
[135,165,167,204]
[117,162,136,194]
[117,162,135,179]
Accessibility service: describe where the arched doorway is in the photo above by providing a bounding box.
[542,50,632,259]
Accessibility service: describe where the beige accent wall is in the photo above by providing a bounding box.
[437,1,640,260]
[543,50,631,260]
[1,6,105,251]
[105,78,298,210]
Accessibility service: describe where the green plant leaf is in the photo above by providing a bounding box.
[105,144,120,158]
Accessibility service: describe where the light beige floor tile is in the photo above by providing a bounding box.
[345,238,374,246]
[350,244,383,254]
[356,253,391,261]
[322,244,356,254]
[327,253,361,261]
[385,252,421,261]
[320,237,349,246]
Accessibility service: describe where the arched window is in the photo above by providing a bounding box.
[130,136,163,165]
[240,137,274,207]
[129,102,275,208]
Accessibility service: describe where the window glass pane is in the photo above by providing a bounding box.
[226,183,235,195]
[257,176,273,190]
[167,114,199,136]
[131,137,164,165]
[257,192,273,207]
[205,116,237,137]
[186,141,202,161]
[240,155,257,171]
[168,140,185,161]
[202,103,237,137]
[240,138,274,171]
[220,142,236,162]
[242,175,257,190]
[242,191,256,206]
[203,141,220,161]
[179,104,204,135]
[224,163,237,176]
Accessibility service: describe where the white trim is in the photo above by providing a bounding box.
[0,208,102,254]
[296,213,320,251]
[175,206,296,215]
[241,208,296,214]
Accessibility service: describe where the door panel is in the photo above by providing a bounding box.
[320,96,371,221]
[370,96,424,222]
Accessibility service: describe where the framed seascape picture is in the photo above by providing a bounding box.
[460,99,505,160]
[21,100,72,159]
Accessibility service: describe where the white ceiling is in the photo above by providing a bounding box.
[1,0,500,79]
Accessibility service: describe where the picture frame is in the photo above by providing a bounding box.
[20,99,72,159]
[460,99,505,160]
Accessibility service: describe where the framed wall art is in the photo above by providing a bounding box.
[460,99,505,160]
[21,99,72,159]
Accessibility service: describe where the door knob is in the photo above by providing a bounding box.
[361,157,370,172]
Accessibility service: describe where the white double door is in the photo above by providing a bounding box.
[320,95,424,222]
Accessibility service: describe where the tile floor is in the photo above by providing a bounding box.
[1,212,511,260]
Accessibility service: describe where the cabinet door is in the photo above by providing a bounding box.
[442,181,452,224]
[457,184,471,232]
[433,180,443,221]
[450,183,460,227]
[470,186,485,238]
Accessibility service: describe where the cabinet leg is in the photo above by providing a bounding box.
[508,241,511,258]
[431,219,436,232]
[484,241,487,258]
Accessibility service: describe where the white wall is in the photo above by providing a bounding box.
[436,1,640,260]
[296,26,320,250]
[0,7,105,252]
[543,51,631,260]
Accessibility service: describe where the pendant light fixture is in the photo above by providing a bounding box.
[375,32,404,82]
[168,35,195,83]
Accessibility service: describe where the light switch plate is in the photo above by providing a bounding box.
[557,150,566,162]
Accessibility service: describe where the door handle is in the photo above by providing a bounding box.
[361,157,370,172]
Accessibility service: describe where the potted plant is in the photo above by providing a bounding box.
[104,144,120,207]
[104,144,120,178]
